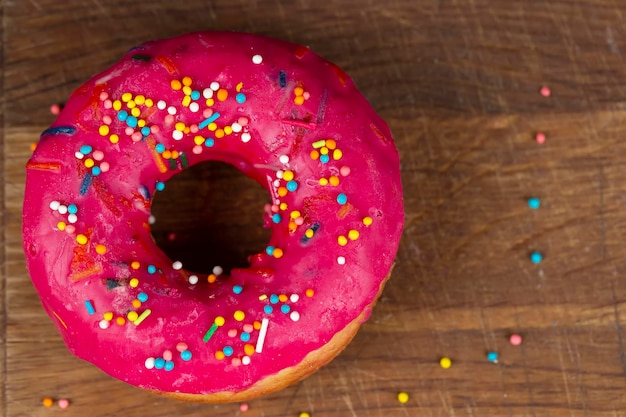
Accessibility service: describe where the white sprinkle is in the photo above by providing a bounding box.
[290,294,299,303]
[252,54,263,64]
[188,275,198,285]
[202,88,213,99]
[74,152,84,159]
[279,155,290,164]
[98,319,110,329]
[157,100,166,110]
[210,81,220,91]
[172,261,183,270]
[276,170,284,179]
[189,102,200,113]
[337,256,346,265]
[67,214,78,224]
[167,106,177,115]
[273,179,281,187]
[255,318,269,353]
[49,201,60,211]
[172,130,184,140]
[231,122,242,133]
[242,356,251,365]
[241,132,251,143]
[57,205,68,215]
[212,266,223,276]
[148,215,156,225]
[290,311,300,322]
[144,357,155,369]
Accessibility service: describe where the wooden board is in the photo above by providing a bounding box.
[5,0,626,416]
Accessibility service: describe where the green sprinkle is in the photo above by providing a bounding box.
[203,323,218,342]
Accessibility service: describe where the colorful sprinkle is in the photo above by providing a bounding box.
[535,132,546,144]
[133,309,151,326]
[337,193,347,205]
[540,85,551,97]
[57,399,70,409]
[440,357,452,369]
[509,334,523,346]
[487,351,499,363]
[530,251,543,264]
[528,197,541,209]
[397,391,410,403]
[255,318,269,353]
[42,397,54,407]
[252,54,263,64]
[84,300,95,315]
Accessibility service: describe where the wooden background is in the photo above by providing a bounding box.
[4,0,626,415]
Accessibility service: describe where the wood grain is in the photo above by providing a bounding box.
[5,0,626,416]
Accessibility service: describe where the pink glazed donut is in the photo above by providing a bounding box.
[23,32,403,402]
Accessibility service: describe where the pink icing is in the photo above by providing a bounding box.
[23,32,403,395]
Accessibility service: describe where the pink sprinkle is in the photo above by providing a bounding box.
[295,217,304,225]
[238,117,249,126]
[231,357,242,366]
[243,323,253,333]
[164,114,175,125]
[102,115,112,125]
[163,350,173,361]
[340,166,350,176]
[92,150,104,161]
[103,99,112,109]
[540,85,551,97]
[192,145,203,154]
[228,328,238,337]
[176,342,188,352]
[509,334,522,346]
[99,92,109,101]
[65,225,76,234]
[240,403,249,412]
[125,127,134,136]
[190,124,199,133]
[271,204,279,213]
[150,125,160,134]
[50,104,62,115]
[132,132,143,142]
[303,92,311,100]
[99,162,110,173]
[535,132,546,144]
[203,108,213,118]
[57,399,69,409]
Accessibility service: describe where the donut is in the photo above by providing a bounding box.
[23,32,404,402]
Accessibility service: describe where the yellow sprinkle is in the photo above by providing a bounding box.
[129,278,139,288]
[294,87,304,96]
[76,234,88,245]
[57,221,66,231]
[95,244,107,254]
[234,310,245,321]
[171,80,182,90]
[182,76,192,86]
[131,107,141,117]
[116,317,126,326]
[320,146,329,155]
[127,311,139,321]
[84,158,95,168]
[109,134,119,144]
[133,309,151,326]
[283,170,294,181]
[299,413,311,417]
[98,125,109,136]
[333,149,343,160]
[121,92,133,102]
[294,96,305,105]
[103,312,113,321]
[206,98,215,107]
[175,122,186,132]
[215,351,225,360]
[182,86,192,96]
[132,299,141,308]
[337,236,348,246]
[290,210,301,219]
[113,100,122,110]
[348,230,360,240]
[194,135,204,145]
[236,82,243,92]
[319,178,329,186]
[397,392,409,404]
[440,357,452,369]
[182,95,191,107]
[312,139,326,149]
[214,316,225,326]
[215,129,225,139]
[145,98,153,107]
[224,125,233,135]
[363,216,373,226]
[258,294,268,301]
[217,89,228,101]
[305,229,314,238]
[279,202,288,210]
[134,95,145,105]
[137,119,146,127]
[126,100,136,109]
[305,289,314,297]
[329,176,340,186]
[130,261,140,269]
[208,122,217,131]
[244,344,255,356]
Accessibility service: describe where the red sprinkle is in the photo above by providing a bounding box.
[535,132,546,144]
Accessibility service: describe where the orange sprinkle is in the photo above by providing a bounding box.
[217,89,228,101]
[182,76,192,86]
[279,294,288,302]
[215,351,225,360]
[95,244,107,255]
[273,248,284,258]
[310,150,320,160]
[171,80,182,90]
[42,397,54,407]
[30,143,37,152]
[208,274,217,283]
[26,161,61,172]
[147,136,168,173]
[215,129,225,138]
[244,344,255,356]
[52,311,68,329]
[305,289,314,297]
[325,139,337,150]
[132,299,141,308]
[294,87,304,96]
[162,150,172,159]
[157,56,178,75]
[253,320,262,330]
[116,317,126,326]
[294,96,305,105]
[277,187,288,197]
[329,176,340,186]
[130,261,140,270]
[171,150,179,159]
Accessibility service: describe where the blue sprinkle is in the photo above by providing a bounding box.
[138,292,148,302]
[84,300,95,315]
[156,181,165,191]
[67,204,78,214]
[281,304,291,314]
[320,154,330,164]
[279,70,287,87]
[265,246,275,256]
[286,180,298,192]
[223,346,234,357]
[487,352,499,362]
[236,93,246,103]
[138,185,150,200]
[117,110,128,121]
[141,126,151,136]
[270,294,279,304]
[198,112,221,129]
[204,138,214,147]
[80,173,93,195]
[91,166,101,176]
[240,332,251,342]
[337,193,347,205]
[530,251,543,264]
[181,350,192,361]
[126,116,138,128]
[191,90,201,100]
[164,361,175,371]
[79,145,93,155]
[272,213,282,224]
[147,265,156,274]
[528,197,541,209]
[233,285,243,294]
[155,143,165,153]
[41,126,76,138]
[264,305,273,314]
[154,358,165,369]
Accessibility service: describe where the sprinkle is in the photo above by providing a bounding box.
[233,285,243,294]
[509,334,523,346]
[236,93,246,103]
[299,413,311,417]
[176,342,188,352]
[440,357,452,369]
[116,317,126,325]
[348,230,360,240]
[154,358,165,369]
[129,278,139,288]
[79,173,93,195]
[487,351,499,363]
[50,103,62,115]
[57,399,70,409]
[99,319,110,329]
[41,126,76,137]
[240,403,249,412]
[76,234,88,245]
[337,193,348,205]
[164,361,174,371]
[133,309,152,326]
[252,54,263,64]
[279,70,287,87]
[338,236,348,246]
[312,139,326,149]
[290,311,300,322]
[42,397,54,407]
[127,311,139,321]
[528,197,541,209]
[234,310,245,321]
[540,85,551,97]
[163,349,173,361]
[199,112,221,129]
[203,323,219,342]
[255,318,269,353]
[397,392,410,404]
[280,304,291,314]
[103,312,114,321]
[337,256,346,265]
[181,350,192,361]
[84,300,95,315]
[306,289,314,297]
[320,154,330,164]
[530,251,543,264]
[145,357,155,369]
[138,292,148,302]
[189,275,199,285]
[286,180,298,192]
[363,216,373,226]
[241,132,251,143]
[95,244,107,255]
[213,266,223,276]
[49,201,61,210]
[535,132,546,144]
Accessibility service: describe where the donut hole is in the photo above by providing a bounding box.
[150,161,271,275]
